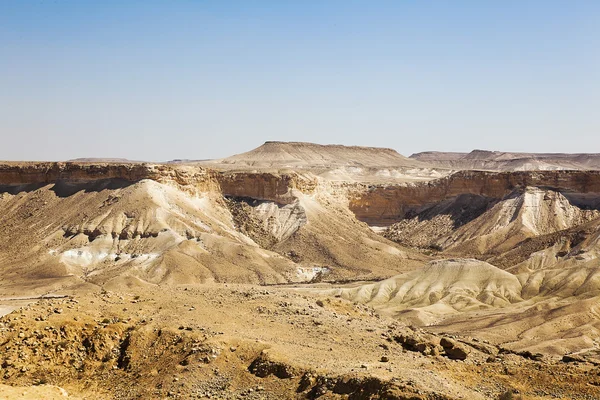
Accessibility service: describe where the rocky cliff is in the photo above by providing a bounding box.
[0,162,220,192]
[4,163,600,227]
[216,171,318,204]
[410,150,600,171]
[349,170,600,225]
[0,162,320,204]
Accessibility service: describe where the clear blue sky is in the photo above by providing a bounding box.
[1,1,598,161]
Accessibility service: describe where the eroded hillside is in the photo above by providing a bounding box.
[2,155,600,399]
[0,162,424,296]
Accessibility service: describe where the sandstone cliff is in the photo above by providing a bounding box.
[0,162,319,204]
[349,170,600,225]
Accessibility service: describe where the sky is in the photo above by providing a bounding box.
[1,1,599,161]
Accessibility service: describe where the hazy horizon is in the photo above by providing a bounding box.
[1,1,598,161]
[17,140,600,164]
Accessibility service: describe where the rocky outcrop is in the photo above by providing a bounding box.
[9,164,599,228]
[410,150,600,171]
[0,162,221,193]
[349,170,600,225]
[216,171,318,204]
[440,338,470,360]
[0,162,320,205]
[384,187,600,251]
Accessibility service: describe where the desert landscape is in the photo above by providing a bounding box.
[4,0,599,397]
[0,142,599,399]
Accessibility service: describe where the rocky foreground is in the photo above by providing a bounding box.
[1,287,599,400]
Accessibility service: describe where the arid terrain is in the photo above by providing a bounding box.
[1,142,600,399]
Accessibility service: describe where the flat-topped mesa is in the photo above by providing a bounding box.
[349,170,600,225]
[261,141,400,154]
[215,141,424,168]
[410,149,600,171]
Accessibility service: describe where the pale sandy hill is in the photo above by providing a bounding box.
[480,216,600,274]
[326,259,600,314]
[519,265,600,298]
[439,187,600,254]
[0,180,299,291]
[317,257,600,355]
[410,149,600,171]
[272,192,425,278]
[0,176,423,294]
[431,293,600,356]
[325,259,523,316]
[227,190,426,281]
[217,141,423,168]
[384,187,600,255]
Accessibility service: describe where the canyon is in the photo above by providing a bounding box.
[1,142,600,399]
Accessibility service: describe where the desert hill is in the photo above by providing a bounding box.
[0,162,424,295]
[3,149,600,399]
[326,259,523,314]
[216,141,421,167]
[316,257,600,355]
[383,185,600,260]
[199,141,445,183]
[411,149,600,171]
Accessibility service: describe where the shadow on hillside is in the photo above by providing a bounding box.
[51,179,134,197]
[0,179,135,197]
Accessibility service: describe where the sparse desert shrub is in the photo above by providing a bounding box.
[428,243,443,252]
[498,391,523,400]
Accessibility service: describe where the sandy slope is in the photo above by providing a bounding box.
[0,180,297,291]
[0,385,75,399]
[0,177,423,296]
[440,187,600,254]
[325,259,522,314]
[316,258,600,356]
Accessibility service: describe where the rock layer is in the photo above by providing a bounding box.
[349,170,600,225]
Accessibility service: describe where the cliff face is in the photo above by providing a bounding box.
[3,163,600,226]
[0,162,418,288]
[216,171,318,204]
[0,162,218,190]
[349,170,600,225]
[410,150,600,171]
[0,162,319,204]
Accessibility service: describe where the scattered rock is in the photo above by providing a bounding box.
[440,337,469,360]
[248,353,298,379]
[562,354,585,363]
